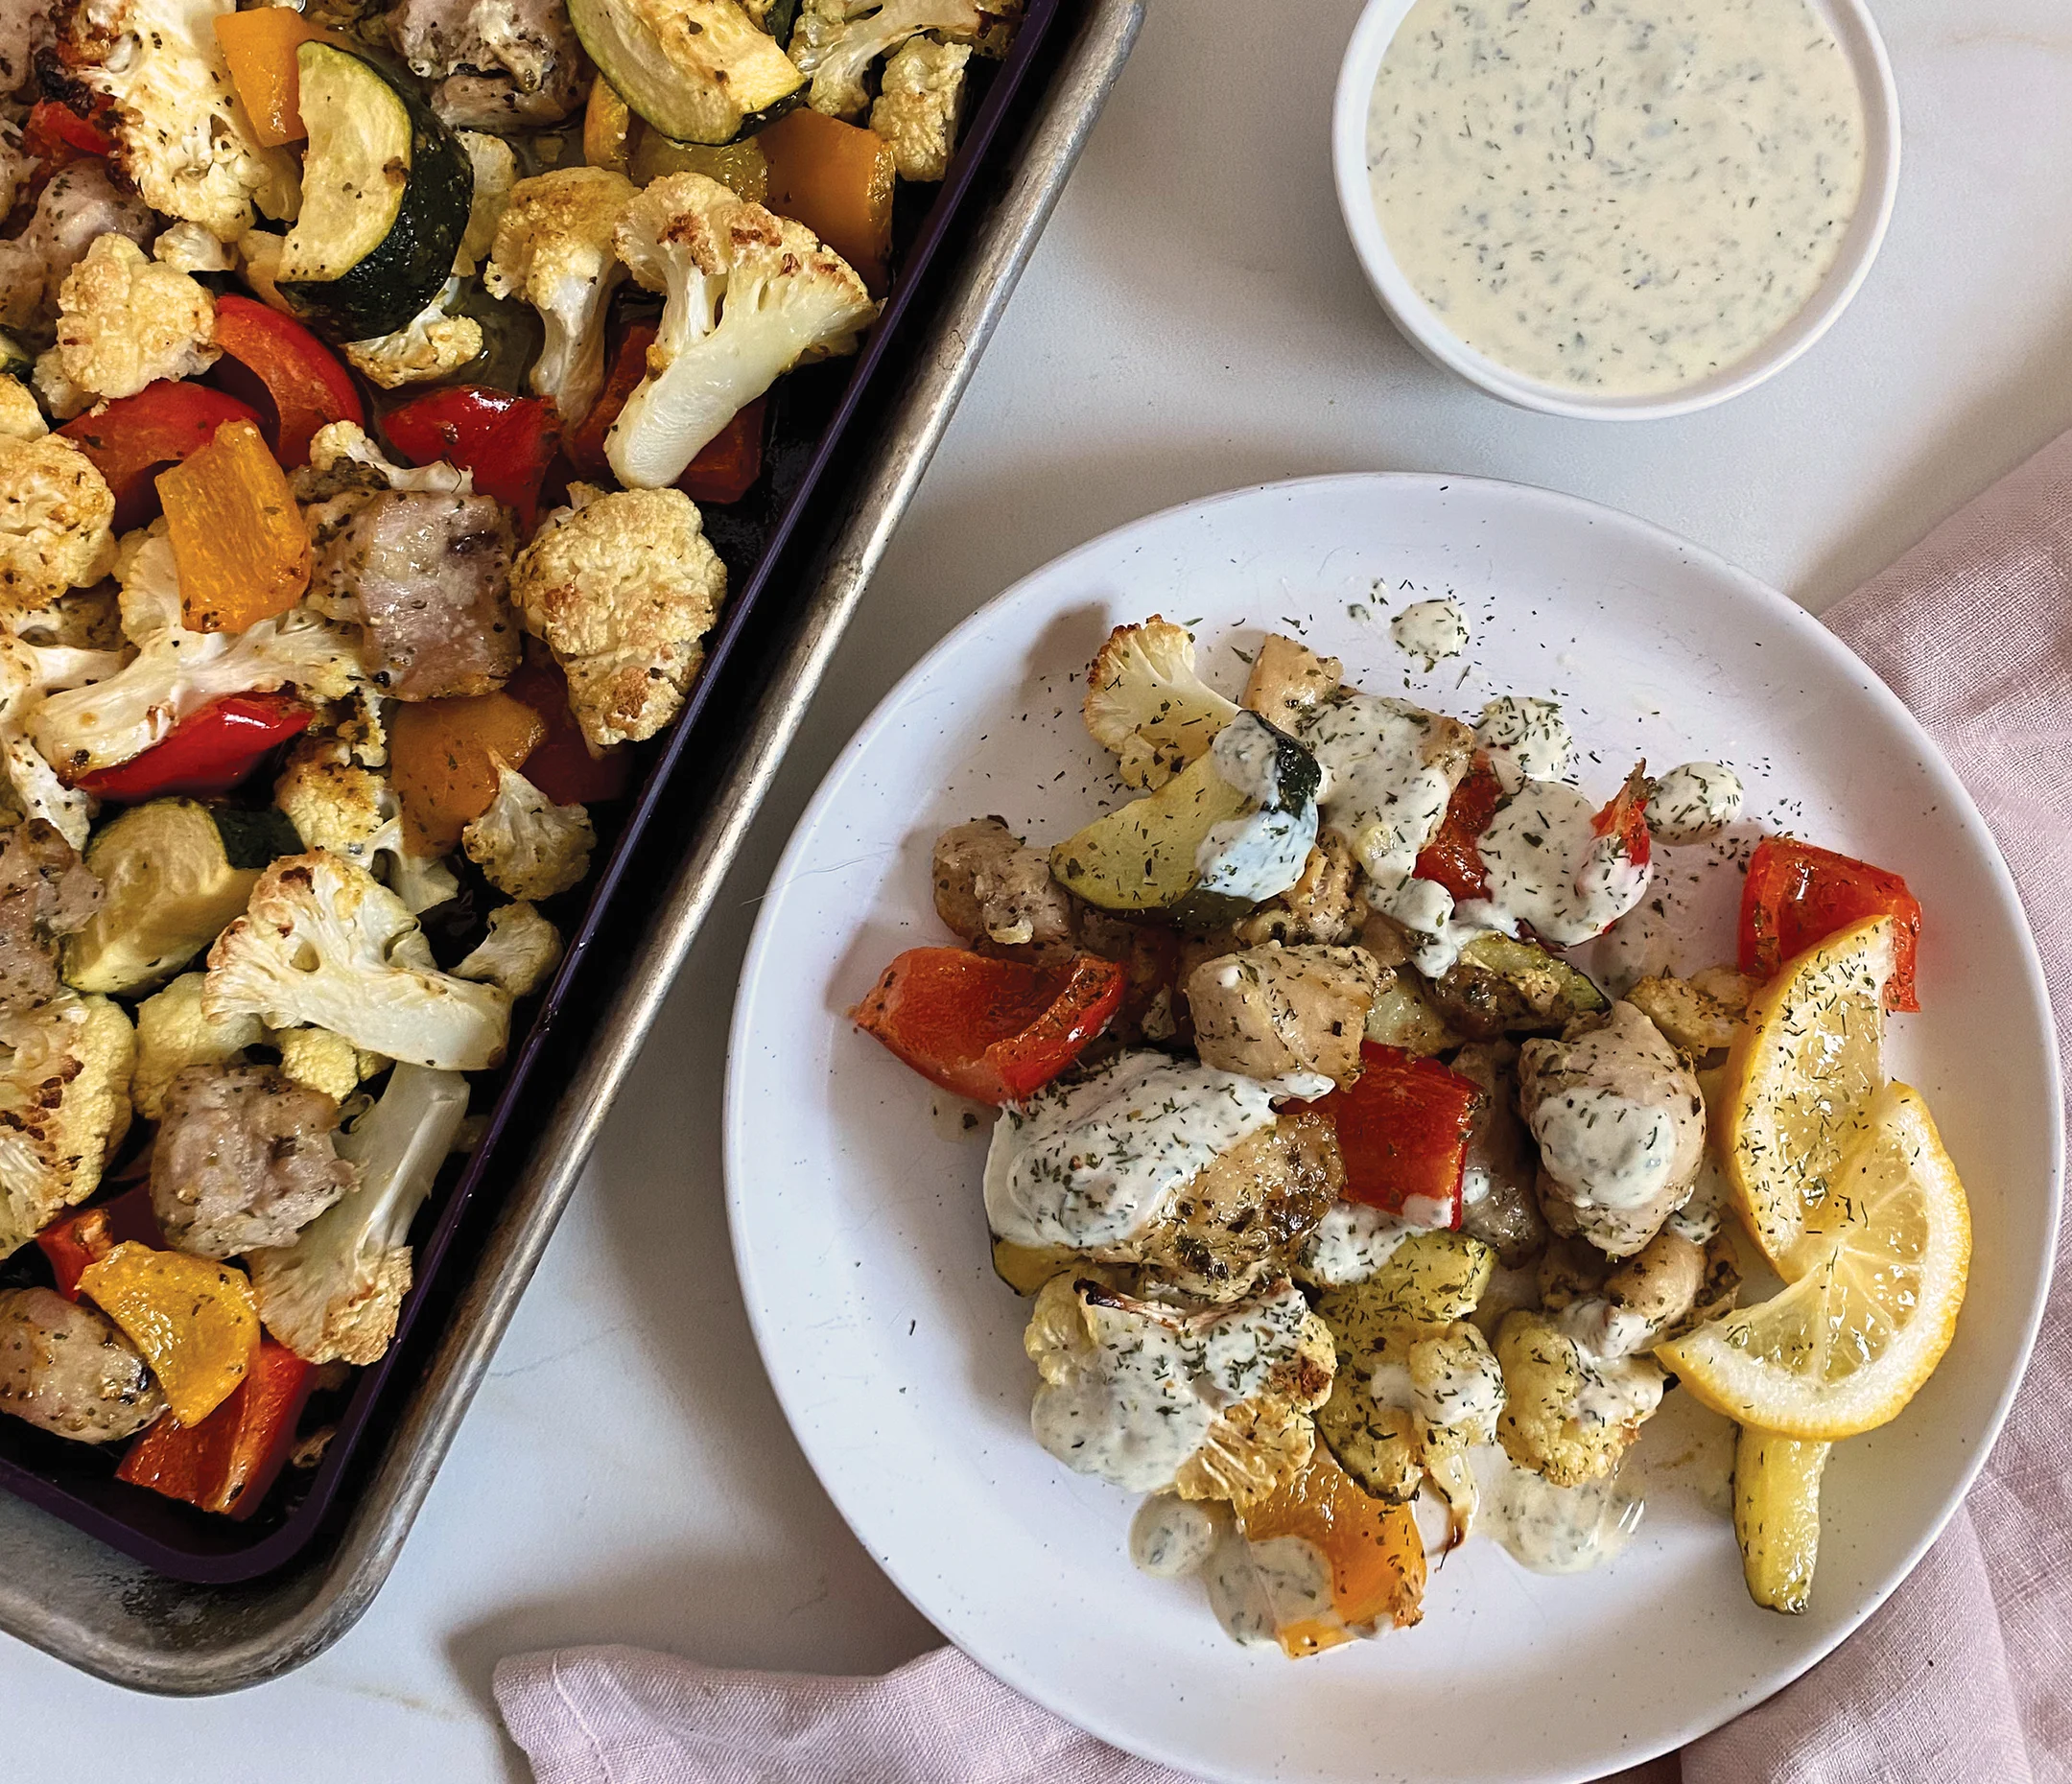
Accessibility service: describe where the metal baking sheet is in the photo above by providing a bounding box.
[0,0,1141,1687]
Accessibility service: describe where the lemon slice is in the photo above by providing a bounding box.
[1659,1082,1970,1440]
[1720,915,1895,1267]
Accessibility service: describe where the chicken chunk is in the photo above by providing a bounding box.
[0,1284,164,1441]
[1024,1270,1333,1502]
[931,816,1072,951]
[1517,1001,1707,1259]
[1449,1040,1547,1267]
[151,1063,358,1258]
[0,816,98,1012]
[1118,1108,1342,1303]
[1185,943,1381,1088]
[1231,829,1367,948]
[387,0,583,127]
[1240,632,1341,734]
[310,491,518,700]
[1494,1307,1665,1487]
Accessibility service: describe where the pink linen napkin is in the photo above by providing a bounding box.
[496,434,2072,1784]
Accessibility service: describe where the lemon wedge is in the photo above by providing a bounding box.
[1658,1082,1970,1440]
[1719,915,1895,1268]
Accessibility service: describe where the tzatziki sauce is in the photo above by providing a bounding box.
[1304,694,1462,894]
[983,1049,1328,1251]
[1193,714,1318,904]
[1367,0,1869,396]
[1478,778,1653,945]
[1390,597,1469,669]
[1475,696,1573,784]
[1645,761,1745,843]
[1129,1491,1223,1579]
[1298,1198,1417,1286]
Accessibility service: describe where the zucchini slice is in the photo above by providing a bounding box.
[278,44,473,341]
[568,0,806,146]
[1424,932,1610,1038]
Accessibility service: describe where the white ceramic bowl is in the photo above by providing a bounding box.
[1331,0,1903,421]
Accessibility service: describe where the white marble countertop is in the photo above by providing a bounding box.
[10,0,2072,1775]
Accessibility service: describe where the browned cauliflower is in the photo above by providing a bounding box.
[42,233,217,409]
[1494,1308,1665,1488]
[869,35,970,180]
[507,485,726,751]
[0,435,116,615]
[1081,617,1239,790]
[0,990,135,1257]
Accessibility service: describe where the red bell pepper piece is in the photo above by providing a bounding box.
[117,1338,315,1518]
[503,654,632,805]
[59,382,264,532]
[74,692,313,802]
[1738,835,1923,1012]
[562,322,767,502]
[208,295,364,466]
[1318,1044,1485,1229]
[22,98,114,169]
[849,949,1125,1104]
[1591,763,1654,871]
[382,385,561,534]
[1413,754,1503,904]
[35,1185,165,1301]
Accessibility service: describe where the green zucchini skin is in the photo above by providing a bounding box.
[280,52,474,342]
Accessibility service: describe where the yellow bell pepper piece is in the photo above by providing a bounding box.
[78,1241,261,1428]
[157,418,311,635]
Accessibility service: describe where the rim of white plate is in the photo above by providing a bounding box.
[1330,0,1904,421]
[724,473,2061,1782]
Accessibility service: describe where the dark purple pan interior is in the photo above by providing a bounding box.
[0,0,1064,1583]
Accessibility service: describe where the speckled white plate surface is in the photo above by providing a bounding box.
[724,475,2060,1784]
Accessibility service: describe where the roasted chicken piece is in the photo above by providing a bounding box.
[1450,1041,1547,1266]
[1184,943,1381,1088]
[1240,632,1341,734]
[1231,829,1367,948]
[1118,1108,1343,1302]
[1517,1001,1707,1258]
[0,1285,164,1441]
[931,816,1074,951]
[0,817,100,1012]
[1537,1230,1737,1359]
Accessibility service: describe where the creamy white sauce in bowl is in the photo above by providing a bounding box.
[1331,0,1900,419]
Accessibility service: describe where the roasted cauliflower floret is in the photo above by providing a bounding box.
[1494,1308,1665,1488]
[152,220,234,275]
[48,0,301,240]
[269,1024,388,1103]
[789,0,994,119]
[204,852,510,1071]
[1082,617,1241,791]
[130,972,262,1121]
[930,816,1073,950]
[1185,943,1382,1088]
[484,167,636,427]
[1518,1000,1707,1259]
[0,377,45,444]
[46,233,216,406]
[453,901,562,998]
[604,173,877,489]
[1024,1272,1333,1503]
[869,35,969,180]
[342,279,484,388]
[273,735,459,915]
[507,484,725,750]
[247,1064,470,1365]
[0,434,115,616]
[0,634,124,846]
[460,759,593,900]
[0,990,134,1256]
[455,129,518,275]
[34,521,365,778]
[0,160,154,338]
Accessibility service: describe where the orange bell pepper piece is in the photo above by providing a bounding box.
[1237,1446,1427,1656]
[77,1242,261,1428]
[118,1338,316,1518]
[759,107,895,295]
[389,692,548,855]
[157,418,311,633]
[213,10,347,147]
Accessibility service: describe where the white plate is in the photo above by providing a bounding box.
[725,476,2060,1784]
